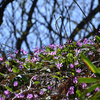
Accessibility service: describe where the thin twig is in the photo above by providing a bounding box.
[65,6,71,39]
[73,0,98,33]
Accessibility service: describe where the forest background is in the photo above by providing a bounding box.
[0,0,100,57]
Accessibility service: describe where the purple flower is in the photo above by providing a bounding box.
[6,64,12,72]
[55,44,59,48]
[67,86,74,96]
[15,94,24,98]
[4,90,9,95]
[31,56,40,63]
[33,76,37,80]
[74,60,79,65]
[4,90,10,98]
[74,49,80,56]
[89,40,94,44]
[76,68,81,73]
[62,53,66,56]
[66,92,69,97]
[19,94,24,98]
[20,48,24,52]
[43,52,47,55]
[91,73,96,77]
[83,38,88,44]
[98,48,100,53]
[70,63,74,69]
[88,51,92,55]
[27,94,33,99]
[0,95,5,100]
[82,83,87,89]
[23,50,28,55]
[48,86,52,90]
[54,56,59,59]
[49,51,56,55]
[20,48,27,54]
[75,97,78,100]
[9,54,15,58]
[86,93,90,96]
[66,39,72,43]
[20,62,23,65]
[59,45,63,49]
[39,90,44,95]
[40,49,44,53]
[73,77,78,84]
[8,67,13,72]
[19,65,23,70]
[31,57,36,63]
[16,60,20,63]
[36,57,40,61]
[33,46,40,54]
[15,50,19,54]
[34,94,38,98]
[25,58,29,62]
[13,81,18,87]
[55,62,63,70]
[0,57,3,61]
[49,44,55,49]
[94,36,96,41]
[95,87,100,92]
[42,46,45,49]
[77,39,82,47]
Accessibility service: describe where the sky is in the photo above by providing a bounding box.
[0,0,99,53]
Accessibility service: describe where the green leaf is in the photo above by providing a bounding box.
[81,54,100,74]
[34,81,40,85]
[76,90,81,97]
[78,77,98,83]
[5,86,12,92]
[91,90,100,100]
[67,53,73,58]
[79,83,100,100]
[5,61,9,66]
[73,41,77,45]
[12,67,20,73]
[51,75,59,79]
[56,72,61,75]
[46,46,50,52]
[86,83,99,93]
[0,72,5,77]
[95,36,100,43]
[28,54,31,60]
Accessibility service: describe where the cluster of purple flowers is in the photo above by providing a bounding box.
[1,33,100,100]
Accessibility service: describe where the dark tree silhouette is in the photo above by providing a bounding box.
[0,0,100,55]
[0,0,14,25]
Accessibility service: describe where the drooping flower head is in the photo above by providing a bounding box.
[27,94,33,99]
[13,81,18,87]
[70,63,74,69]
[73,77,78,84]
[76,68,81,73]
[55,62,63,70]
[82,83,87,89]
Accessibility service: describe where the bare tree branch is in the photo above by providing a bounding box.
[0,0,14,25]
[16,0,38,52]
[69,2,100,40]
